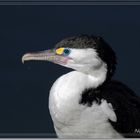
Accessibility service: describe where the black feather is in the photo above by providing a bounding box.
[79,80,140,138]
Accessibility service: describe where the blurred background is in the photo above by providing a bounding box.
[0,5,140,138]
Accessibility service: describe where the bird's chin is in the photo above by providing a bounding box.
[54,57,73,67]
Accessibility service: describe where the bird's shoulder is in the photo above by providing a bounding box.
[80,80,140,107]
[79,80,140,137]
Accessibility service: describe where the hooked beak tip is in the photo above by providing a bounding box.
[22,59,24,64]
[22,57,25,64]
[22,53,31,64]
[22,54,25,64]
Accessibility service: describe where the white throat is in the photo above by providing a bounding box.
[49,64,107,121]
[48,66,122,138]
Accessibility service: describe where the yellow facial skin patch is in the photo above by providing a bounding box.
[56,47,65,55]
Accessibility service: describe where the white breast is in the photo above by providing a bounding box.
[48,71,122,138]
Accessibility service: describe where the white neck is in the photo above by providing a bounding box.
[48,68,122,138]
[49,65,107,120]
[84,63,107,88]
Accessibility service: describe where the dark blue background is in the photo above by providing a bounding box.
[0,5,140,137]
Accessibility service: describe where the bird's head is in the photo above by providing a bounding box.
[22,35,117,81]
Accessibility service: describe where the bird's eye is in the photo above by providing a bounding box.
[55,48,71,56]
[63,48,71,56]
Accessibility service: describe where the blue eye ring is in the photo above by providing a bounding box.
[63,48,71,56]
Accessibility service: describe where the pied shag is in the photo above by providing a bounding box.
[22,35,140,138]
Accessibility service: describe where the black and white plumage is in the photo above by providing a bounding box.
[22,35,140,138]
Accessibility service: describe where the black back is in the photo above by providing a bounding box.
[79,80,140,138]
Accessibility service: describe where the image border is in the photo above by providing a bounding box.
[0,1,139,139]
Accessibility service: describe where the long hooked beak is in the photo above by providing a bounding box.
[22,49,70,65]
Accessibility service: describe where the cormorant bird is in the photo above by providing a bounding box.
[22,35,140,138]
